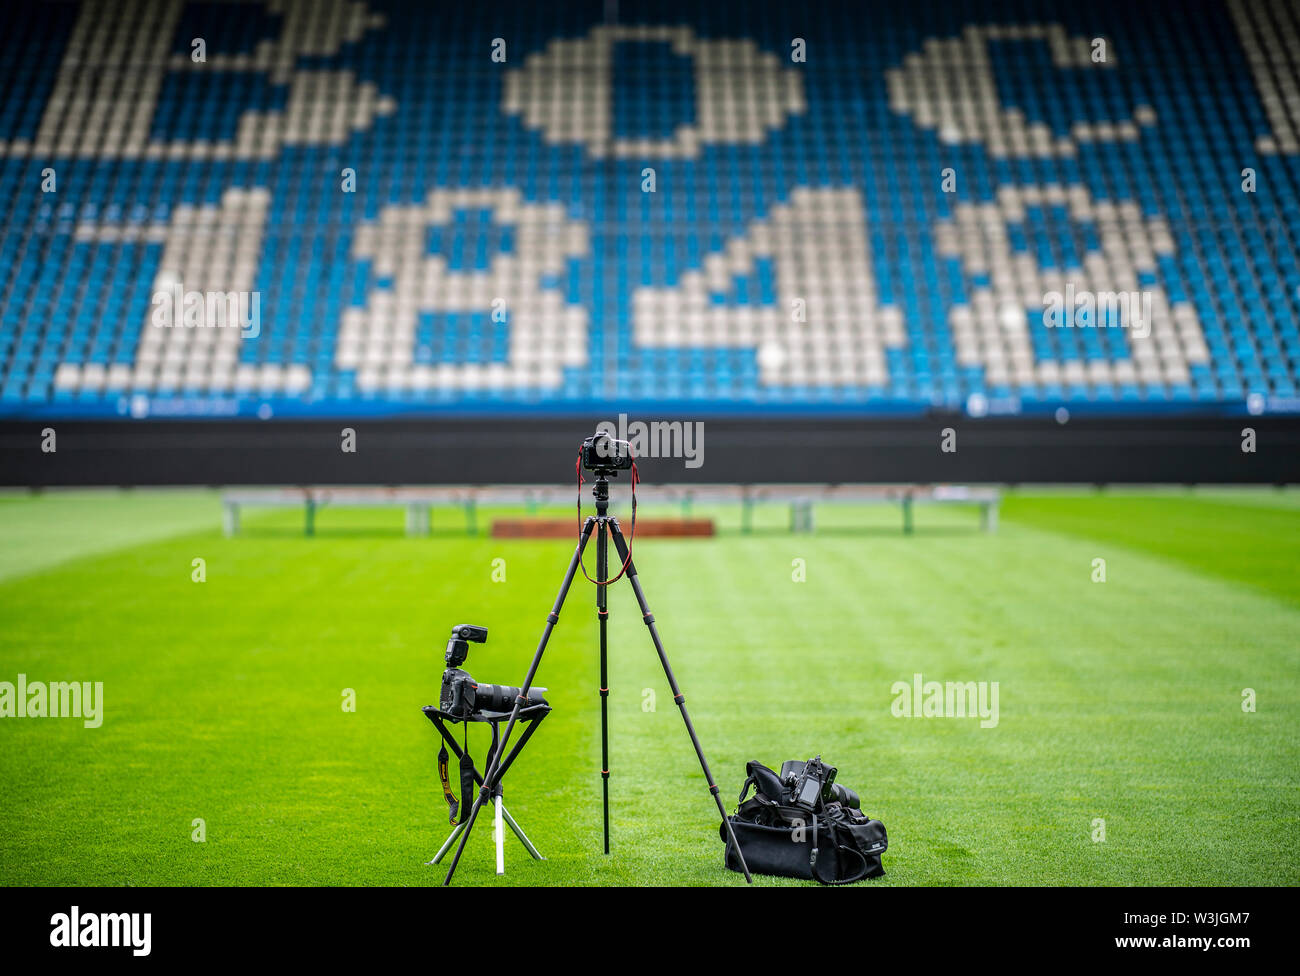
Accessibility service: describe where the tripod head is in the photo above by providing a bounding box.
[590,472,612,512]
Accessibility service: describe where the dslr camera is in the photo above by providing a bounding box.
[581,430,633,472]
[439,624,547,719]
[781,756,861,812]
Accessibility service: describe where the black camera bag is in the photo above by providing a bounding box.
[719,760,887,884]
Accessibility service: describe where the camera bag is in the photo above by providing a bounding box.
[719,760,887,884]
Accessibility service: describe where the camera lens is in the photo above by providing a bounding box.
[474,683,547,713]
[830,784,860,809]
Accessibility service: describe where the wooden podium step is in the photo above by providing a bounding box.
[491,518,715,539]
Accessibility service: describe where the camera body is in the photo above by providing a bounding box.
[781,756,849,811]
[438,624,547,719]
[440,667,479,717]
[581,430,633,472]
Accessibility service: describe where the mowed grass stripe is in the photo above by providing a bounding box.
[1003,492,1300,607]
[0,490,226,583]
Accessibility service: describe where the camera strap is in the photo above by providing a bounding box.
[575,450,639,586]
[459,749,477,818]
[437,722,472,825]
[437,742,458,825]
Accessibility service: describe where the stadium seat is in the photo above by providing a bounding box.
[0,0,1296,417]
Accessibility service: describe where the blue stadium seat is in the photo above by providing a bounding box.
[0,0,1297,418]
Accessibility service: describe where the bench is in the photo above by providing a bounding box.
[221,487,481,537]
[648,484,999,534]
[221,484,999,537]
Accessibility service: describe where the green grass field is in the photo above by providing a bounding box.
[0,488,1297,886]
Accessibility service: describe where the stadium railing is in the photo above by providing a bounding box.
[220,485,999,536]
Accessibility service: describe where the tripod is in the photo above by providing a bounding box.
[441,471,753,885]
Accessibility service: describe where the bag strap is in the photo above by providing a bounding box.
[809,818,873,886]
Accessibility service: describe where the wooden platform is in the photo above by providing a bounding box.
[491,518,716,539]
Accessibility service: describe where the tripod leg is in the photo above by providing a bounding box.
[441,518,596,886]
[597,520,611,854]
[608,521,754,884]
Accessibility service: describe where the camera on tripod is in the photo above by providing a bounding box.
[440,624,547,719]
[581,430,633,472]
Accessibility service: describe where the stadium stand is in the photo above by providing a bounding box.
[0,0,1297,420]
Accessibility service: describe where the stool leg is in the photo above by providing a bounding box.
[494,796,505,875]
[427,821,466,865]
[500,804,544,859]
